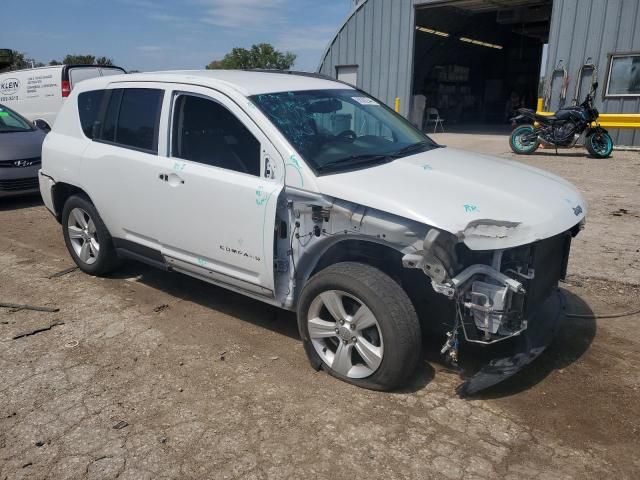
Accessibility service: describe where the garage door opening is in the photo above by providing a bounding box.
[411,0,552,133]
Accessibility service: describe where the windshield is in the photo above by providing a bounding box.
[0,105,34,133]
[251,89,439,174]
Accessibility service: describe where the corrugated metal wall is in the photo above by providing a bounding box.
[545,0,640,146]
[321,0,640,146]
[317,0,417,117]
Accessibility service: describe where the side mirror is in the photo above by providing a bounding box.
[33,119,51,132]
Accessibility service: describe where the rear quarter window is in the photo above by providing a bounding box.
[77,90,106,138]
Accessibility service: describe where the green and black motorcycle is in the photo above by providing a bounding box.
[509,82,613,158]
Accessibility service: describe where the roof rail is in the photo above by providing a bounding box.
[247,69,332,80]
[246,69,356,89]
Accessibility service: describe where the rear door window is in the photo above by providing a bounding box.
[96,88,164,154]
[99,89,123,143]
[69,67,101,87]
[116,89,163,152]
[77,89,106,138]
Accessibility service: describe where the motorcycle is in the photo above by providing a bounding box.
[509,82,613,158]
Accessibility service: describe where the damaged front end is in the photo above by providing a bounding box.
[403,222,580,396]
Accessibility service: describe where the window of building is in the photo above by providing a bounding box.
[77,90,106,138]
[336,65,358,86]
[97,88,163,153]
[171,94,260,176]
[605,53,640,97]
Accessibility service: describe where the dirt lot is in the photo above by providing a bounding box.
[1,137,639,479]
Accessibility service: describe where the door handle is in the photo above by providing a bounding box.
[159,173,185,186]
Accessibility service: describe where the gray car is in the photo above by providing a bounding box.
[0,104,46,197]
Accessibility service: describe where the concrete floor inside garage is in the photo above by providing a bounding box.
[0,134,639,479]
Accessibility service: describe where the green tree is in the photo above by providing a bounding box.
[206,43,296,70]
[95,56,114,66]
[61,55,114,66]
[4,51,44,70]
[62,54,95,65]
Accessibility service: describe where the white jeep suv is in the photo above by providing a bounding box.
[39,71,587,394]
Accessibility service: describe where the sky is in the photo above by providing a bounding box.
[4,0,353,72]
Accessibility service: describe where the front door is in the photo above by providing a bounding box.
[158,88,284,296]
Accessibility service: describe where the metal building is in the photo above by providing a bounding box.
[318,0,640,146]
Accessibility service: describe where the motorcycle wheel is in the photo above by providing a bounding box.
[509,125,539,155]
[586,131,613,158]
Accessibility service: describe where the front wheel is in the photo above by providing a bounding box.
[509,125,539,154]
[586,131,613,158]
[297,262,422,391]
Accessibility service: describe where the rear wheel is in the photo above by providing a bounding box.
[586,131,613,158]
[509,125,539,154]
[297,262,422,391]
[62,195,121,275]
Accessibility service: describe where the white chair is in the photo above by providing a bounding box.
[425,108,444,133]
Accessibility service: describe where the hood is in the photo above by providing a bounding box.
[314,147,587,250]
[0,129,46,161]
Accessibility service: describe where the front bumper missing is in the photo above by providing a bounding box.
[456,287,565,397]
[403,231,571,395]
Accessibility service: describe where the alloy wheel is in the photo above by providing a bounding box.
[307,290,384,379]
[67,207,100,265]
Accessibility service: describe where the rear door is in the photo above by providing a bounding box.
[81,83,167,251]
[157,86,285,295]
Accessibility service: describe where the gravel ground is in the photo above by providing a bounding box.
[0,136,639,479]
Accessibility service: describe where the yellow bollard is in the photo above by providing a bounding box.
[395,97,400,113]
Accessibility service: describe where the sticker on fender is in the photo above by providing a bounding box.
[352,97,379,106]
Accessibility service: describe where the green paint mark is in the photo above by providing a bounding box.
[173,161,186,172]
[197,258,207,267]
[0,112,8,117]
[288,154,300,168]
[285,154,304,187]
[256,185,269,205]
[258,187,279,269]
[464,204,479,213]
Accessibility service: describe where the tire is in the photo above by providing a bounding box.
[509,125,539,154]
[297,262,422,391]
[586,131,613,158]
[61,195,121,276]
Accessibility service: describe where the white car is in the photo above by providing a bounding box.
[39,71,587,394]
[0,64,125,130]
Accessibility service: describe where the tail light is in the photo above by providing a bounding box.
[61,80,71,97]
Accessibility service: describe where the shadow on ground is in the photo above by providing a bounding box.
[0,194,43,212]
[108,261,594,397]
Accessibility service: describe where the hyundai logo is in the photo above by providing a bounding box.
[13,159,35,167]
